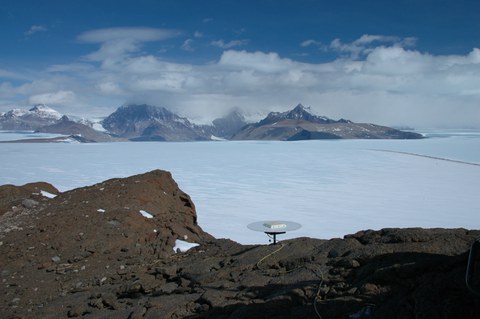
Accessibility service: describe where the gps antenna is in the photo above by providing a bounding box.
[247,220,301,244]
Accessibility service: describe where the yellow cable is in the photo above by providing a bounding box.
[255,242,285,270]
[254,242,325,319]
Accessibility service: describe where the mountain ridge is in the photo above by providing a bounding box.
[0,104,62,130]
[232,104,423,140]
[1,103,423,142]
[35,115,121,142]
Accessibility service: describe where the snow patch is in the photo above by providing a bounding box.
[10,109,28,117]
[29,104,62,120]
[210,135,226,141]
[173,239,199,253]
[40,190,57,198]
[139,210,154,219]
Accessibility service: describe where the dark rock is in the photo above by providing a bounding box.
[1,171,479,319]
[21,198,39,208]
[0,181,59,216]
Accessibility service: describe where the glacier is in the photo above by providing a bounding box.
[1,129,479,244]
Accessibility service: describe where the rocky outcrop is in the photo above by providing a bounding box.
[0,182,59,216]
[1,171,479,318]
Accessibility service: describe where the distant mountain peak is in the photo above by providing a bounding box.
[285,104,315,119]
[28,104,62,120]
[114,104,180,122]
[0,104,63,130]
[7,108,28,117]
[259,104,334,126]
[102,104,209,141]
[232,104,423,141]
[293,103,309,111]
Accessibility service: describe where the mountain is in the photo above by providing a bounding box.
[194,108,249,140]
[210,108,248,139]
[232,104,423,140]
[258,104,346,126]
[0,104,62,130]
[102,104,211,141]
[1,103,423,142]
[35,115,121,142]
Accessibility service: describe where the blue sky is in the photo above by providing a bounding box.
[1,0,479,128]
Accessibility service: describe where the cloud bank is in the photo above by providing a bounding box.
[1,30,479,128]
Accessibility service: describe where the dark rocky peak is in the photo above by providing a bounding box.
[102,104,208,141]
[338,118,353,124]
[259,104,335,126]
[59,115,70,122]
[102,104,191,130]
[288,104,311,118]
[116,104,179,121]
[27,104,62,120]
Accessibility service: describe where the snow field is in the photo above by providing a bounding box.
[1,131,479,244]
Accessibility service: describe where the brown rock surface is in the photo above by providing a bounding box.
[0,182,59,216]
[1,170,480,318]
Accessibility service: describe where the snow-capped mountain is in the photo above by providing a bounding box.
[28,104,62,120]
[0,104,62,130]
[102,104,250,141]
[232,104,423,140]
[102,104,212,141]
[1,103,422,142]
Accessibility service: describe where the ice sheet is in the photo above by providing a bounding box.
[1,131,479,244]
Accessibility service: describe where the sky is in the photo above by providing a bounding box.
[1,0,479,128]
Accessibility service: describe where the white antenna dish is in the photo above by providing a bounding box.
[247,220,301,244]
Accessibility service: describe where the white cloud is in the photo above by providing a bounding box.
[328,34,417,59]
[0,68,30,81]
[218,50,297,73]
[29,90,76,105]
[181,39,195,52]
[2,34,479,128]
[211,39,249,49]
[24,25,47,36]
[77,27,180,63]
[77,27,178,43]
[96,82,123,95]
[301,39,322,47]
